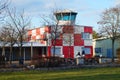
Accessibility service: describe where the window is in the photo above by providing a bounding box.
[82,47,91,54]
[95,48,102,53]
[56,14,76,21]
[71,15,76,21]
[62,14,76,21]
[51,47,62,56]
[63,15,69,21]
[82,33,90,39]
[56,15,62,20]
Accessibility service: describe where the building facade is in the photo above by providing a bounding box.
[28,10,93,59]
[93,38,120,58]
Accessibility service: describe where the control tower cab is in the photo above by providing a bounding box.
[54,10,77,25]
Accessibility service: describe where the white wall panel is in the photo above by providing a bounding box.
[36,35,40,39]
[84,40,92,46]
[90,34,92,39]
[51,26,63,33]
[63,34,74,46]
[74,46,84,58]
[40,27,45,34]
[74,26,84,34]
[32,29,36,36]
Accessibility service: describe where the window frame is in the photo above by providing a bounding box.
[51,46,62,56]
[82,32,90,39]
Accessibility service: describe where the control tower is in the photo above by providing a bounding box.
[54,10,77,25]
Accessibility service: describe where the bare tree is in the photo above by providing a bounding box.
[6,8,31,65]
[50,23,63,57]
[0,0,9,43]
[0,0,9,21]
[0,0,9,11]
[0,27,9,56]
[41,11,63,57]
[0,25,18,64]
[98,6,120,62]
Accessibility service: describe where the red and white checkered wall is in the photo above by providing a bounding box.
[28,25,93,58]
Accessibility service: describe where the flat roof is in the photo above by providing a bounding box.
[0,42,46,47]
[54,10,77,14]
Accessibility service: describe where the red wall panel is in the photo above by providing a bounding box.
[84,46,93,59]
[63,26,74,33]
[45,26,51,33]
[40,40,45,44]
[28,30,32,36]
[51,39,62,46]
[36,28,40,35]
[40,35,44,39]
[74,34,84,46]
[63,46,74,58]
[84,26,92,34]
[31,36,36,40]
[47,46,51,57]
[69,46,74,58]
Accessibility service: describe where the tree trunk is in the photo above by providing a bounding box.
[9,45,13,64]
[19,43,23,65]
[112,39,115,62]
[19,35,23,65]
[53,40,56,57]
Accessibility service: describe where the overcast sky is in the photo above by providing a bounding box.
[10,0,120,30]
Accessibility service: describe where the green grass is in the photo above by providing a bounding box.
[0,67,120,80]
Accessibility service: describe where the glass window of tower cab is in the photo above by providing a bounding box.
[54,10,77,25]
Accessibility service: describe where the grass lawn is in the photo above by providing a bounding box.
[0,67,120,80]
